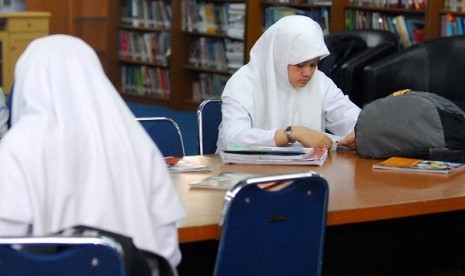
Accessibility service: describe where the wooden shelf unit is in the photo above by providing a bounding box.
[24,0,457,111]
[27,0,120,95]
[0,11,50,95]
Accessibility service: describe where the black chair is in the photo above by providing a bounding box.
[214,172,329,276]
[320,29,398,107]
[363,35,465,110]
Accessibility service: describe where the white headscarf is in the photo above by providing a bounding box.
[0,35,185,262]
[222,15,330,130]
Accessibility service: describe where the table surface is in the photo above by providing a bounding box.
[171,150,465,243]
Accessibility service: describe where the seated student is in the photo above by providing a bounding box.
[0,88,8,138]
[0,35,185,273]
[216,15,361,152]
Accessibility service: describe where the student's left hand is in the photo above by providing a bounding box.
[337,131,356,149]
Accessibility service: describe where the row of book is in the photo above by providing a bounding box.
[263,6,330,35]
[182,1,246,39]
[188,37,244,72]
[121,0,172,29]
[192,73,228,102]
[121,65,170,99]
[263,0,331,4]
[345,10,425,47]
[0,0,25,12]
[442,13,465,36]
[189,37,228,71]
[348,0,427,9]
[119,30,171,65]
[445,0,465,12]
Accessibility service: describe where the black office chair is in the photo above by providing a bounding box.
[136,116,185,157]
[214,172,329,276]
[320,29,398,107]
[363,35,465,110]
[197,98,222,155]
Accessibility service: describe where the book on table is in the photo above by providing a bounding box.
[165,157,211,173]
[189,172,260,190]
[220,145,328,166]
[372,156,465,174]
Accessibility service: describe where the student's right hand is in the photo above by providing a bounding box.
[292,126,333,149]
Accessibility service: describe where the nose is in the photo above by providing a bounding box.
[302,65,313,76]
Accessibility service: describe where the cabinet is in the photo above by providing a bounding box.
[0,12,50,95]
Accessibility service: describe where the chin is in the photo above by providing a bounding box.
[295,83,308,88]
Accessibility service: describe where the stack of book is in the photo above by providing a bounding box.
[373,156,465,174]
[220,145,328,166]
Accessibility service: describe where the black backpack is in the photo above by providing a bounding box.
[319,34,368,87]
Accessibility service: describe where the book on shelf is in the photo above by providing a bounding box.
[220,145,328,166]
[372,156,465,174]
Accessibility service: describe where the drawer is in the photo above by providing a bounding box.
[4,18,48,33]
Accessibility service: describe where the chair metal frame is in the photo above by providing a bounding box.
[197,98,222,155]
[0,236,125,275]
[136,116,185,157]
[214,171,329,276]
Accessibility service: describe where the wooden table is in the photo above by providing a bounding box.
[172,150,465,274]
[172,150,465,243]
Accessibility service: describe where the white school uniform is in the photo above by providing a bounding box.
[217,15,360,152]
[0,34,185,269]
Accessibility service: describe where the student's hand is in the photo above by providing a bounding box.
[292,126,333,149]
[337,131,356,149]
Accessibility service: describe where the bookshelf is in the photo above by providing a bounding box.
[246,0,332,61]
[117,0,172,106]
[439,0,465,37]
[330,1,446,48]
[26,0,120,96]
[25,1,457,111]
[170,0,246,110]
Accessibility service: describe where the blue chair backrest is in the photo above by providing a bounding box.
[0,237,125,275]
[214,172,329,276]
[136,117,185,157]
[197,99,222,155]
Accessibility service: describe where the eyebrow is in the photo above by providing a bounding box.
[295,58,320,66]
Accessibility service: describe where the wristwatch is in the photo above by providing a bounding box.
[285,126,294,143]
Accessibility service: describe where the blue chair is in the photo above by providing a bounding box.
[214,172,329,276]
[136,117,185,157]
[197,99,222,155]
[0,236,125,275]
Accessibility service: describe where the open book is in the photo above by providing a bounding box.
[220,145,328,166]
[373,156,465,174]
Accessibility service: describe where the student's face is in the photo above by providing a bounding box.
[287,57,320,88]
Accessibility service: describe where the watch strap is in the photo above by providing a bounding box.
[285,126,294,143]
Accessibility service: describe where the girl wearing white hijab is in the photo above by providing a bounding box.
[217,15,361,151]
[0,35,185,270]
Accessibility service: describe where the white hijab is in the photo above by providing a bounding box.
[222,15,330,130]
[0,35,185,257]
